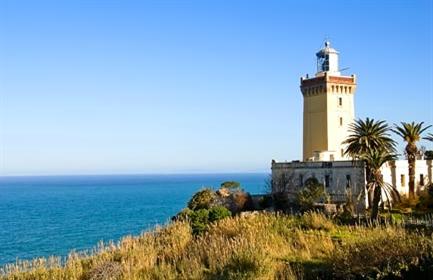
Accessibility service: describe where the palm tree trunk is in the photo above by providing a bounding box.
[365,167,374,208]
[408,153,416,199]
[371,184,381,220]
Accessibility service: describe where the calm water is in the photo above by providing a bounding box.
[0,173,267,266]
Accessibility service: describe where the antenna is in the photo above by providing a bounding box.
[339,67,350,72]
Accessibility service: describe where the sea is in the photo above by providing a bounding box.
[0,173,268,266]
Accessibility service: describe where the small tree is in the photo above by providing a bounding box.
[189,209,209,235]
[208,206,231,222]
[178,206,231,235]
[220,181,241,190]
[296,178,329,211]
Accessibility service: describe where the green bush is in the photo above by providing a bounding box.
[296,178,329,211]
[176,206,231,235]
[188,188,216,210]
[189,208,210,235]
[209,206,232,222]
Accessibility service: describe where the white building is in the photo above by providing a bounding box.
[272,41,432,209]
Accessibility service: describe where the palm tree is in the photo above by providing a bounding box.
[343,118,396,159]
[361,149,399,219]
[343,118,396,209]
[392,122,431,199]
[424,133,433,143]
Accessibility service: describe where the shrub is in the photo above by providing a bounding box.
[397,195,419,211]
[417,183,433,210]
[176,206,231,235]
[189,209,209,235]
[188,188,215,210]
[209,206,231,222]
[231,191,253,213]
[296,178,329,211]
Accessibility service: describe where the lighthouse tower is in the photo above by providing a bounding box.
[300,41,357,161]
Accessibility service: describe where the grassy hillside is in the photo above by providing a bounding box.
[1,212,433,279]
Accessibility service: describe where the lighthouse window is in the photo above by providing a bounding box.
[338,97,342,106]
[349,87,352,93]
[339,117,343,126]
[401,175,406,187]
[420,174,425,186]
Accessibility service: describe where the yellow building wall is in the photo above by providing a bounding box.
[326,86,355,160]
[303,93,328,161]
[301,76,356,161]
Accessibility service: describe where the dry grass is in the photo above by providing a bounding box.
[1,212,432,279]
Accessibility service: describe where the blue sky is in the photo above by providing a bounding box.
[0,0,432,176]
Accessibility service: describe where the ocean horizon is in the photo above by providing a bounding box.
[0,173,268,266]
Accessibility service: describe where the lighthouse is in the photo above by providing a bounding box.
[300,41,357,161]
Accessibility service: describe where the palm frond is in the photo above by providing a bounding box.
[424,133,433,142]
[343,118,396,159]
[360,149,397,170]
[392,121,431,144]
